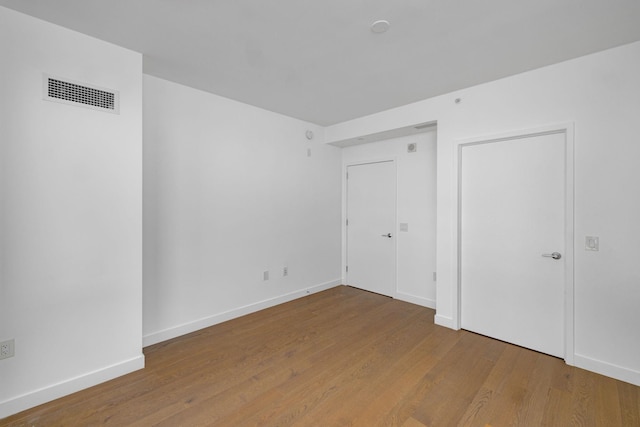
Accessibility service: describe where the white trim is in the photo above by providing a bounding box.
[454,122,575,363]
[344,158,396,168]
[574,354,640,387]
[434,314,457,329]
[0,355,144,419]
[395,292,435,309]
[143,280,342,347]
[563,124,576,365]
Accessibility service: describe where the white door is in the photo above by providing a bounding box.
[460,131,567,358]
[346,161,396,296]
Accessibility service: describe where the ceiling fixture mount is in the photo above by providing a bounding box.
[371,20,390,34]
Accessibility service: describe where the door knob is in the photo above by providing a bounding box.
[381,233,392,238]
[542,252,562,260]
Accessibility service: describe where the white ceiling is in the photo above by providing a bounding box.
[2,1,640,126]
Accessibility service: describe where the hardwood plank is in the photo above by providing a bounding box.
[217,299,424,426]
[458,343,522,426]
[617,380,640,426]
[570,366,597,426]
[474,345,539,426]
[541,386,573,426]
[410,333,502,426]
[401,417,427,427]
[274,306,434,426]
[349,326,462,426]
[511,352,560,426]
[133,289,398,426]
[595,374,623,426]
[2,286,639,427]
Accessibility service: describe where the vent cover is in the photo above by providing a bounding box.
[43,75,119,114]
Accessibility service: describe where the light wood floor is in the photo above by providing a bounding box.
[3,286,639,426]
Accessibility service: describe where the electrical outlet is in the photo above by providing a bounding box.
[283,266,288,277]
[0,339,15,360]
[263,270,269,281]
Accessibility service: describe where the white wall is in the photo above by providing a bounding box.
[342,132,437,307]
[3,6,638,420]
[0,7,143,418]
[326,41,640,386]
[143,75,342,345]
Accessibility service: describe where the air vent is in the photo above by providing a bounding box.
[43,74,119,114]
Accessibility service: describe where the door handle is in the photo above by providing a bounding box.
[542,252,562,260]
[381,233,392,238]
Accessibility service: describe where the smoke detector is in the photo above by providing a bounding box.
[371,20,390,34]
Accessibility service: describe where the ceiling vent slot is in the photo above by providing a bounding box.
[43,74,119,114]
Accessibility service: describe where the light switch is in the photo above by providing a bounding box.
[399,223,409,232]
[585,236,599,251]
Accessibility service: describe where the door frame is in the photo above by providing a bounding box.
[455,123,575,364]
[344,158,398,297]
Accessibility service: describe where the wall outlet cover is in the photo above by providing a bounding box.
[0,339,15,360]
[585,236,599,251]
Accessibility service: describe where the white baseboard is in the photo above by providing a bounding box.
[0,355,144,420]
[395,292,436,309]
[574,354,640,387]
[434,314,458,330]
[143,279,342,347]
